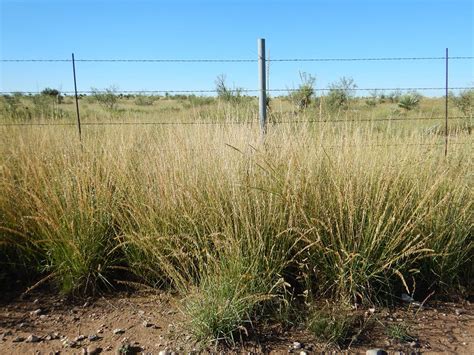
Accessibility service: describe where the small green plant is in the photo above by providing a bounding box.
[386,322,415,342]
[307,308,361,346]
[289,72,316,111]
[326,76,357,112]
[398,92,421,111]
[91,85,119,110]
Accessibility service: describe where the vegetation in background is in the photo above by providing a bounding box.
[215,74,243,103]
[451,89,473,117]
[289,72,316,111]
[398,92,421,111]
[91,85,120,111]
[41,87,63,104]
[0,88,472,345]
[326,76,357,111]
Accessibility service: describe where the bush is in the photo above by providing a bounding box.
[398,92,421,111]
[134,94,156,106]
[365,90,378,107]
[326,77,357,111]
[451,89,473,117]
[388,90,402,103]
[41,88,63,104]
[91,86,119,110]
[289,72,316,111]
[215,74,243,103]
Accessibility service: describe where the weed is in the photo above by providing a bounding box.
[386,322,415,342]
[307,307,362,346]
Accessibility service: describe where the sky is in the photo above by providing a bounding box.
[0,0,473,96]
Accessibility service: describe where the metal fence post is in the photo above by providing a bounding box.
[258,38,267,137]
[71,53,82,143]
[444,48,448,157]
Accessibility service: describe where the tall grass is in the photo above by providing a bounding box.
[0,106,472,342]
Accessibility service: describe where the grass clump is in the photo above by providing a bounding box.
[184,257,275,344]
[307,307,363,346]
[385,322,415,342]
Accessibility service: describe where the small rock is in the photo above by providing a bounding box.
[142,320,152,328]
[45,335,52,341]
[366,350,387,355]
[25,334,40,343]
[299,352,308,355]
[31,308,43,316]
[12,336,25,343]
[88,334,100,341]
[292,341,302,350]
[455,309,463,316]
[138,310,145,315]
[39,314,47,320]
[113,328,125,335]
[75,335,86,342]
[63,340,78,348]
[158,351,171,355]
[368,307,376,314]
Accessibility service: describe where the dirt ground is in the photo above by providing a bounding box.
[0,290,472,354]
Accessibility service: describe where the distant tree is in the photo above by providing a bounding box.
[41,87,63,104]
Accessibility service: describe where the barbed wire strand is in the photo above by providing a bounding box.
[1,56,473,63]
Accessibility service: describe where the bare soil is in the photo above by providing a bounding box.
[0,290,472,354]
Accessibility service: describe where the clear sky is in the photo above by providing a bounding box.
[1,0,473,96]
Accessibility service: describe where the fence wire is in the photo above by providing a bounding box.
[1,56,473,63]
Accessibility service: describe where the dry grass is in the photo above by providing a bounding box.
[0,96,472,343]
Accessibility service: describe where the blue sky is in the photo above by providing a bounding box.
[1,0,473,96]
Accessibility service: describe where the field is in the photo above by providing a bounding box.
[0,92,473,352]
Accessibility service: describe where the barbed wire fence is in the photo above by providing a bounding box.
[1,39,473,154]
